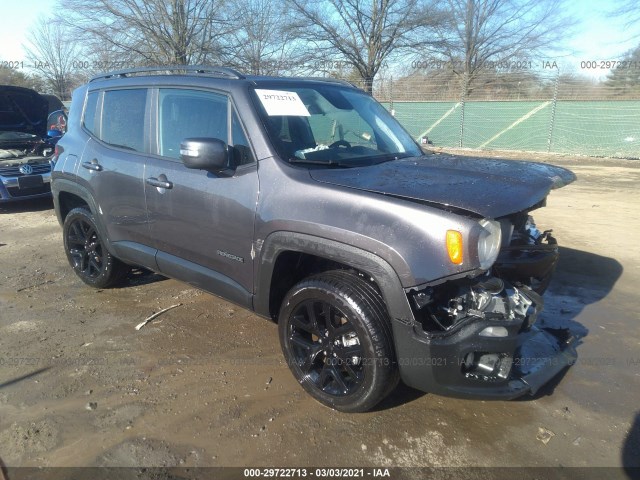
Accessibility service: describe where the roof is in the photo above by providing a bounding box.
[88,65,359,89]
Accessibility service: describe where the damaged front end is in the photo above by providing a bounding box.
[393,216,577,400]
[493,213,560,294]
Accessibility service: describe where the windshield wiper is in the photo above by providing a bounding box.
[288,157,351,167]
[288,152,419,167]
[371,152,416,164]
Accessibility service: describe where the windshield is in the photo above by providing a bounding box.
[252,83,422,166]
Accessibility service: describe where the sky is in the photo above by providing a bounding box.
[0,0,638,81]
[563,0,639,79]
[2,0,54,61]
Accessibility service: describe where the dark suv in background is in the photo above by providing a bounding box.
[0,85,64,203]
[52,66,578,412]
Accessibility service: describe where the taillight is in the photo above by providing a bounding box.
[50,144,63,168]
[53,144,62,161]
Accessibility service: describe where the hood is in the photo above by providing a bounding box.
[0,85,49,138]
[308,154,576,218]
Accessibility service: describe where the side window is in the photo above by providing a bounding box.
[101,89,147,152]
[231,108,256,166]
[158,88,227,160]
[82,91,99,136]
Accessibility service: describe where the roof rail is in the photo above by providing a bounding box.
[295,77,360,88]
[89,65,245,82]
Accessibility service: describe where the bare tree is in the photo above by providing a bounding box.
[428,0,575,92]
[609,0,640,39]
[67,41,140,82]
[287,0,443,92]
[23,17,80,100]
[224,0,309,75]
[0,66,44,92]
[605,44,640,98]
[59,0,229,67]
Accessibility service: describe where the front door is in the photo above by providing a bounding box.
[144,88,259,303]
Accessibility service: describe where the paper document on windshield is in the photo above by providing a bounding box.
[255,89,310,116]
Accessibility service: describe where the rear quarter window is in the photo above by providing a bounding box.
[82,92,99,135]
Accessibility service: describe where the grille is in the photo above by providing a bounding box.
[7,184,51,197]
[0,163,52,177]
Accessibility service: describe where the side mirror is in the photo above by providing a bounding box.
[180,138,228,171]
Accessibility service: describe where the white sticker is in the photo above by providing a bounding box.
[255,89,310,116]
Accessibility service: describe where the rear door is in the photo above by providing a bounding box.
[79,88,155,266]
[144,87,259,304]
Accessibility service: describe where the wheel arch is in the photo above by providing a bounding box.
[57,191,90,221]
[52,179,109,242]
[254,232,415,326]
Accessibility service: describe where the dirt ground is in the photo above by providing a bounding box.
[0,151,639,475]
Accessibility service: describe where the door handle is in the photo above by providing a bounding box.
[82,159,102,171]
[146,176,173,189]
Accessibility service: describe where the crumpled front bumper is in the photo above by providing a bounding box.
[392,283,578,400]
[509,326,578,397]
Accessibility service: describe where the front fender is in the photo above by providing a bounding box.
[253,231,415,326]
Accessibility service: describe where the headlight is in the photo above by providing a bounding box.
[477,219,501,270]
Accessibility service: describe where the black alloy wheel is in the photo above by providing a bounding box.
[63,207,129,288]
[279,270,398,412]
[288,298,365,396]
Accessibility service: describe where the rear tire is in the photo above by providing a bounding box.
[63,207,130,288]
[278,270,398,412]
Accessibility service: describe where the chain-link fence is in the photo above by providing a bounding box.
[358,68,640,159]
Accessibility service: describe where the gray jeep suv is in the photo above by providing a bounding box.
[52,66,578,412]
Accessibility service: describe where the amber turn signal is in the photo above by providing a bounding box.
[446,230,463,264]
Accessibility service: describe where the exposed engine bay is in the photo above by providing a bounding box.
[494,213,559,294]
[0,135,56,202]
[410,214,555,335]
[0,133,55,171]
[411,275,541,334]
[0,134,55,162]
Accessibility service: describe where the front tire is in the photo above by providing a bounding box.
[63,207,130,288]
[278,270,398,412]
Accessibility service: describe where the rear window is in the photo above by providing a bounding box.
[101,89,147,152]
